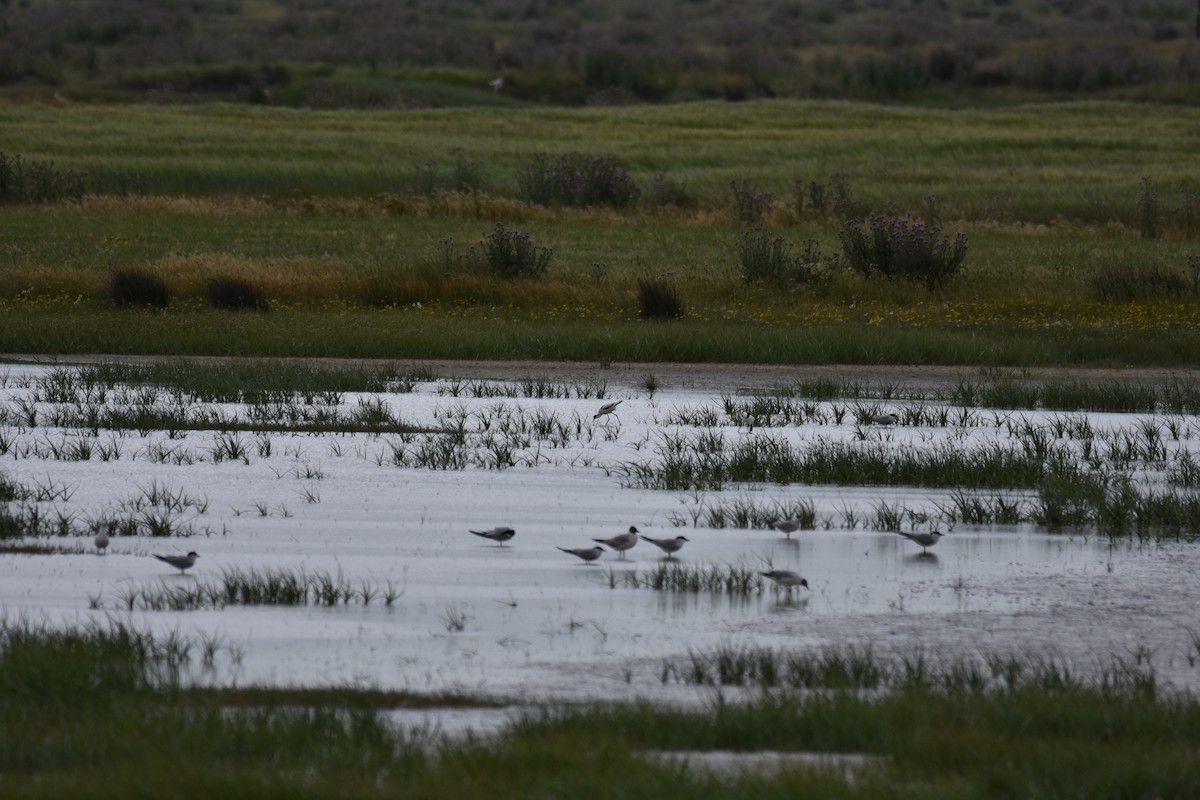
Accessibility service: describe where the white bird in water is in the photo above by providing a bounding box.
[94,529,109,555]
[153,551,199,574]
[558,545,605,563]
[869,412,899,426]
[470,526,515,546]
[592,526,639,560]
[895,530,945,552]
[593,400,622,421]
[761,570,809,591]
[640,534,689,559]
[770,518,805,539]
[738,410,755,433]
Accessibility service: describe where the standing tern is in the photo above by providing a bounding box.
[153,551,199,574]
[639,534,689,559]
[895,530,945,552]
[592,526,639,560]
[557,545,606,563]
[470,526,516,546]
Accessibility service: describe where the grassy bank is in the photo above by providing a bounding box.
[3,620,1199,798]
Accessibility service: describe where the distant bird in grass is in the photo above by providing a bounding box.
[895,530,946,552]
[770,518,805,540]
[489,76,504,92]
[738,410,755,433]
[558,545,605,563]
[470,526,516,546]
[868,412,899,426]
[94,529,109,555]
[592,526,639,560]
[594,400,622,421]
[639,534,690,559]
[761,570,809,591]
[154,551,199,575]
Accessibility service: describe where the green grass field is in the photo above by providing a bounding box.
[2,99,1199,365]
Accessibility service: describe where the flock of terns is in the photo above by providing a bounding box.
[90,401,940,592]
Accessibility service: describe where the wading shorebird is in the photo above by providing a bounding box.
[94,529,109,555]
[868,412,899,426]
[470,526,516,546]
[557,545,605,564]
[761,570,810,592]
[593,400,622,421]
[895,530,945,552]
[639,534,690,559]
[738,410,755,433]
[592,526,639,560]
[153,551,199,575]
[770,518,805,540]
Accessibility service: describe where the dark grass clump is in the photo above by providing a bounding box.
[108,268,171,308]
[206,276,270,311]
[737,225,825,284]
[637,278,685,320]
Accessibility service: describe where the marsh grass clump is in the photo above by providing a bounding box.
[636,278,685,320]
[839,212,967,289]
[516,151,640,209]
[0,151,86,204]
[736,225,827,284]
[1089,263,1188,302]
[624,562,762,595]
[482,222,553,279]
[730,178,775,223]
[206,276,270,311]
[108,267,171,308]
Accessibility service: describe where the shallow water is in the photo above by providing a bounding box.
[2,364,1199,716]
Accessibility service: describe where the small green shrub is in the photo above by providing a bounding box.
[737,225,826,284]
[637,278,685,319]
[206,276,269,311]
[515,152,640,208]
[108,268,171,308]
[482,222,553,279]
[645,174,696,209]
[839,213,967,289]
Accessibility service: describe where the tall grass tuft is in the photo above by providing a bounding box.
[515,151,640,208]
[108,268,171,308]
[736,225,826,284]
[636,278,685,320]
[206,276,270,311]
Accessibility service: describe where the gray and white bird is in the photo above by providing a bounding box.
[761,570,809,591]
[153,551,199,574]
[593,400,622,421]
[557,545,605,563]
[470,526,516,546]
[868,412,899,426]
[592,526,639,560]
[738,410,755,433]
[94,529,109,555]
[639,534,689,559]
[770,518,805,539]
[895,530,945,552]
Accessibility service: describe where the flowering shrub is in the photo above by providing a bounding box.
[482,222,552,279]
[730,179,775,223]
[839,213,967,289]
